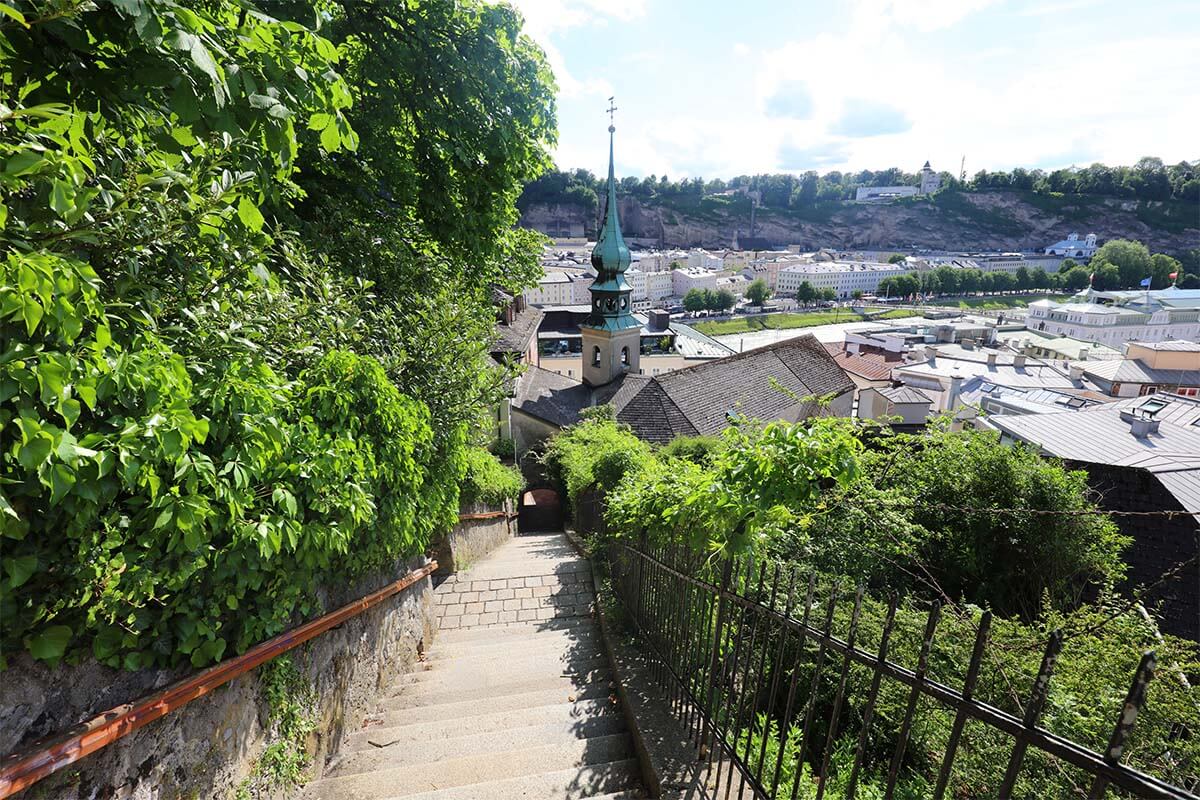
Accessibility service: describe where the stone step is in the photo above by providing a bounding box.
[402,648,609,680]
[302,734,634,799]
[422,633,603,665]
[337,759,643,800]
[329,717,631,776]
[393,660,611,701]
[386,670,615,709]
[434,617,593,644]
[378,681,614,726]
[346,697,621,750]
[425,625,601,658]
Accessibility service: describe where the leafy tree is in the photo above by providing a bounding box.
[1062,266,1093,291]
[850,289,863,300]
[796,281,816,306]
[0,0,555,670]
[714,288,737,312]
[745,278,771,306]
[1090,239,1152,288]
[869,427,1128,619]
[1150,253,1183,288]
[819,287,837,302]
[887,254,906,264]
[683,288,707,313]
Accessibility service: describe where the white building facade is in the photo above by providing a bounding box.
[1025,289,1200,345]
[672,267,718,297]
[776,261,906,299]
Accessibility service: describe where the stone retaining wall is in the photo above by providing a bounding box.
[428,501,513,577]
[1,556,434,800]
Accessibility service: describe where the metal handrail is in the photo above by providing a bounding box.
[0,560,437,798]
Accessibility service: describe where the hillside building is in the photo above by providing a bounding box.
[1025,288,1200,345]
[1044,232,1098,258]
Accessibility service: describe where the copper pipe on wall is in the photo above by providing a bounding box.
[0,561,437,799]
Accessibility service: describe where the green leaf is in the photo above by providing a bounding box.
[307,112,332,131]
[17,432,53,470]
[319,121,340,153]
[49,464,76,506]
[237,196,264,232]
[4,554,36,587]
[21,298,43,335]
[27,625,72,665]
[4,151,42,175]
[0,3,28,26]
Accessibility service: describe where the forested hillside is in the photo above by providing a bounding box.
[519,162,1200,261]
[0,0,553,670]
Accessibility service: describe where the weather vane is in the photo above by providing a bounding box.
[607,96,617,131]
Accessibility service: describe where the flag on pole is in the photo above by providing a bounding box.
[1088,272,1094,285]
[1139,276,1152,287]
[1169,271,1179,282]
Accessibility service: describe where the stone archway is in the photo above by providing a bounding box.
[518,488,562,533]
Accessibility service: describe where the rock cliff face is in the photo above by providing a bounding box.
[519,191,1199,255]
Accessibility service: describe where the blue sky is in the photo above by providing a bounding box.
[507,0,1199,179]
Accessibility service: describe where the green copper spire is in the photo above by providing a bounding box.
[586,109,638,332]
[591,125,631,274]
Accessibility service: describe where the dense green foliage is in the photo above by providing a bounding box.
[460,447,524,507]
[521,157,1198,216]
[541,410,653,505]
[745,277,771,306]
[1,0,554,669]
[682,286,736,313]
[605,420,1126,618]
[579,417,1197,793]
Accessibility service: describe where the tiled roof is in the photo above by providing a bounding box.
[492,305,544,356]
[822,343,898,382]
[513,335,854,444]
[512,366,592,428]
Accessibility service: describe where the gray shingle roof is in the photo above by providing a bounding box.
[513,334,854,444]
[492,305,544,356]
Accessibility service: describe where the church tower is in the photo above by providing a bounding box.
[581,109,641,387]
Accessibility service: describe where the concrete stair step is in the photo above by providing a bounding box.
[398,654,611,691]
[391,662,612,699]
[379,681,614,725]
[309,734,633,797]
[386,670,615,709]
[425,626,601,658]
[422,636,603,666]
[329,759,643,800]
[330,717,630,776]
[435,618,593,644]
[346,697,621,750]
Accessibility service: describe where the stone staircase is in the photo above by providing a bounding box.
[299,533,645,800]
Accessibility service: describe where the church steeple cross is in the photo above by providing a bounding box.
[606,96,617,130]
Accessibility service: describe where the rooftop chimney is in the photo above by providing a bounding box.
[987,353,997,367]
[1013,354,1027,368]
[1078,347,1089,361]
[1069,364,1085,380]
[947,375,964,410]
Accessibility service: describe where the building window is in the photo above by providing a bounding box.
[592,346,601,366]
[621,346,629,367]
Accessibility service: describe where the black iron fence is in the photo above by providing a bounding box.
[610,538,1198,799]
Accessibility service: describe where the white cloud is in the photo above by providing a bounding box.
[529,0,1200,177]
[506,0,645,98]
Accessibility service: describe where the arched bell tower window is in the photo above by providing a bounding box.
[620,346,629,367]
[593,346,602,366]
